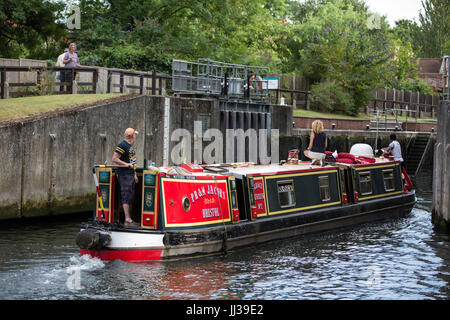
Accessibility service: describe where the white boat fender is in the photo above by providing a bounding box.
[76,229,111,250]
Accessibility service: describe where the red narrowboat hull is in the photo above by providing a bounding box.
[80,249,163,261]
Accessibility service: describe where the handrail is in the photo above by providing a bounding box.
[369,106,437,132]
[0,65,170,98]
[414,132,435,177]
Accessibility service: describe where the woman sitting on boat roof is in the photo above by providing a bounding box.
[304,120,327,167]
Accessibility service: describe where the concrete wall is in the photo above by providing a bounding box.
[0,95,290,220]
[294,116,437,133]
[432,100,450,230]
[0,95,149,219]
[294,117,370,131]
[0,95,194,219]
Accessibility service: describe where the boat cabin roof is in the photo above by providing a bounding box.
[159,157,398,179]
[225,157,396,177]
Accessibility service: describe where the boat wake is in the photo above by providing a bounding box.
[67,254,105,272]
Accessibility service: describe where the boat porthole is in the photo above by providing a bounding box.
[182,196,191,212]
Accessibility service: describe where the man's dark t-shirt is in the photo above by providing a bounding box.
[115,140,136,175]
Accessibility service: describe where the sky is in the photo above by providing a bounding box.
[364,0,424,26]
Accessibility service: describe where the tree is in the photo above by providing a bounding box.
[390,19,422,54]
[384,39,433,94]
[0,0,67,59]
[417,0,450,58]
[70,0,288,72]
[285,0,394,114]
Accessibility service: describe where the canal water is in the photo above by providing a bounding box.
[0,171,448,300]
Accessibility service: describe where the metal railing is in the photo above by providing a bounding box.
[172,58,270,99]
[105,68,171,95]
[370,98,438,119]
[1,66,98,98]
[369,107,437,132]
[270,88,310,106]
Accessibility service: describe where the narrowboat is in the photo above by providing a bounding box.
[76,145,416,261]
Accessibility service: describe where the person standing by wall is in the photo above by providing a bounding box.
[304,120,327,166]
[112,128,139,227]
[56,48,68,92]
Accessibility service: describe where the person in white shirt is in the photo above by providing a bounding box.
[383,133,404,167]
[56,48,68,91]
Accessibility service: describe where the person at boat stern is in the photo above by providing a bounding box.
[304,120,327,166]
[112,128,139,227]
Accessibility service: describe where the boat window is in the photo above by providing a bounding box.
[382,169,395,192]
[248,177,255,206]
[359,172,372,195]
[318,176,331,201]
[231,192,237,208]
[229,177,238,209]
[182,196,191,212]
[277,180,296,208]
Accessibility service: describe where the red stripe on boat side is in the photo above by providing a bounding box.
[80,249,163,261]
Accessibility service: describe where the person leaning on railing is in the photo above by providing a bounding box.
[63,43,80,92]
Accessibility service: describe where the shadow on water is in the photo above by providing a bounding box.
[0,170,448,300]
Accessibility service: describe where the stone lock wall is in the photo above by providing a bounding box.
[0,95,290,220]
[432,100,450,230]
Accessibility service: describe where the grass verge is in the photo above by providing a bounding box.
[293,108,437,122]
[0,94,124,121]
[293,109,369,120]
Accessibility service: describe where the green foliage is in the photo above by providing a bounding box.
[69,0,288,73]
[417,0,449,58]
[0,0,67,59]
[288,0,394,110]
[390,0,449,58]
[0,0,444,100]
[382,40,435,95]
[390,19,422,55]
[310,81,355,115]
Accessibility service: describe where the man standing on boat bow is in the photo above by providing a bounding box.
[112,128,139,227]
